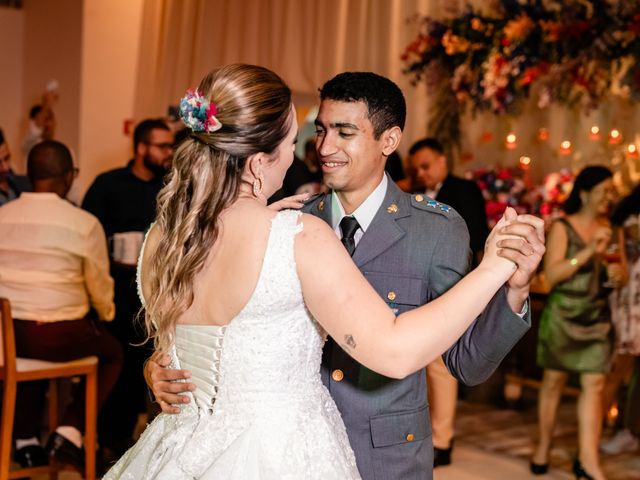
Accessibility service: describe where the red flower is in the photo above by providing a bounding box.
[494,56,507,71]
[497,169,512,180]
[539,203,553,215]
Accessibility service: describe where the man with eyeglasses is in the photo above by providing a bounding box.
[82,118,174,462]
[0,128,32,207]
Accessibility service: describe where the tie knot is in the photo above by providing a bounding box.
[339,216,360,240]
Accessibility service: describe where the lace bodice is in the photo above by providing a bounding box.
[108,210,359,479]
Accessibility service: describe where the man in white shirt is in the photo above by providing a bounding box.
[0,140,123,470]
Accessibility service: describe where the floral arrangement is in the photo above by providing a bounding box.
[532,168,574,225]
[402,0,640,145]
[179,89,222,133]
[466,166,574,228]
[465,167,530,227]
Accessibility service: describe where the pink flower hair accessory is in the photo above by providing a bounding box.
[179,88,222,133]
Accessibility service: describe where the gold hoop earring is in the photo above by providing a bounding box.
[252,177,263,197]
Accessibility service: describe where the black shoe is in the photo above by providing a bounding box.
[530,461,549,475]
[14,445,48,468]
[433,444,452,468]
[573,459,595,480]
[46,432,84,469]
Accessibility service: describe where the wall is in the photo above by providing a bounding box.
[1,0,144,194]
[22,0,83,173]
[77,0,144,195]
[0,6,24,171]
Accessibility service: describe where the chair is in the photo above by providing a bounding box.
[0,298,98,480]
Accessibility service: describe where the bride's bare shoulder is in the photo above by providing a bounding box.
[297,213,335,237]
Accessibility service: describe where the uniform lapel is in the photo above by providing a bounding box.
[352,179,410,267]
[308,192,333,225]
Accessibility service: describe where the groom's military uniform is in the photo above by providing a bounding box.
[303,175,530,480]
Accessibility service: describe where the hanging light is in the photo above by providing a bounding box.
[627,144,638,158]
[519,155,532,168]
[480,131,493,143]
[589,126,600,140]
[606,403,619,428]
[538,128,549,141]
[559,140,572,155]
[609,129,622,144]
[505,133,517,149]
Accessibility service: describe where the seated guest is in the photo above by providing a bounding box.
[0,140,123,469]
[0,128,31,206]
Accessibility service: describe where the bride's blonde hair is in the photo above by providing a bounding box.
[145,64,292,355]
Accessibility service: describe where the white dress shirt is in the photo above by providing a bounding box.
[331,175,388,245]
[425,181,442,200]
[0,192,115,322]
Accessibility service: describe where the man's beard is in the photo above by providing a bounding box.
[143,155,168,178]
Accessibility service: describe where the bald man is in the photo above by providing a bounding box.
[0,141,122,470]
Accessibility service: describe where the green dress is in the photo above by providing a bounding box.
[537,218,613,373]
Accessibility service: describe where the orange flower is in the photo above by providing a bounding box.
[540,20,561,42]
[442,30,471,55]
[504,14,534,41]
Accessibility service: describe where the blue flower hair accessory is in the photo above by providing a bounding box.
[179,88,222,133]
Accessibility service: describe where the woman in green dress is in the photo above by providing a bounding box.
[531,166,618,480]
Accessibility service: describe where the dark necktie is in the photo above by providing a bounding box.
[340,216,361,257]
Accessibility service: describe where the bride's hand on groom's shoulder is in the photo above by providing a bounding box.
[144,354,196,414]
[268,193,311,211]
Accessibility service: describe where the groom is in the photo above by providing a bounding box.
[146,72,545,479]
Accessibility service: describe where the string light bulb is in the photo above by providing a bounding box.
[538,128,549,141]
[609,129,622,144]
[505,133,517,149]
[560,140,572,155]
[589,126,600,140]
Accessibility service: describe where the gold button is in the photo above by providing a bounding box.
[387,291,396,301]
[318,200,325,211]
[331,369,344,382]
[387,203,398,213]
[415,194,424,202]
[406,433,414,442]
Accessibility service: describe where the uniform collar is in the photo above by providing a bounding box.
[330,174,388,232]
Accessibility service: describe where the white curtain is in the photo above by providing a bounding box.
[132,0,449,158]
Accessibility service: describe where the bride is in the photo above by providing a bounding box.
[106,64,524,479]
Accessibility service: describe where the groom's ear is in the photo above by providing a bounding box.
[380,126,402,156]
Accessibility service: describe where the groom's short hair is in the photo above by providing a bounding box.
[319,72,406,139]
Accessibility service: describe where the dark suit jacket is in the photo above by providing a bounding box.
[0,172,32,207]
[303,176,530,480]
[435,174,489,257]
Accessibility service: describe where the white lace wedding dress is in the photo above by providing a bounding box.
[104,210,360,479]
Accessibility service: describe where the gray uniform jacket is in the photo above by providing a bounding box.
[302,177,530,480]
